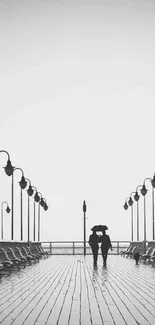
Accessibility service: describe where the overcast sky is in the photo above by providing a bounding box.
[0,0,155,243]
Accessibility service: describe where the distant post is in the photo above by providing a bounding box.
[83,200,87,256]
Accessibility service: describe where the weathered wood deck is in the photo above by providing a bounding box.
[0,255,155,325]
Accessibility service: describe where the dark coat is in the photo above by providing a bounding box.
[100,234,112,251]
[89,233,100,248]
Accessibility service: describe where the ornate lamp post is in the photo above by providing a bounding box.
[141,175,155,242]
[0,150,14,239]
[1,201,10,239]
[31,186,38,242]
[128,192,136,242]
[25,179,34,242]
[34,191,41,241]
[36,192,42,242]
[39,197,48,241]
[11,168,27,241]
[124,196,134,241]
[35,194,48,241]
[134,185,142,241]
[140,182,148,254]
[151,173,155,240]
[83,200,87,256]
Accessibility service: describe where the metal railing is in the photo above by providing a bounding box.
[40,241,130,255]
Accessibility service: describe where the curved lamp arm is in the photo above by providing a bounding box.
[128,192,136,206]
[0,150,14,176]
[25,179,35,196]
[143,177,152,185]
[0,150,10,160]
[1,201,10,213]
[13,167,24,177]
[12,167,27,190]
[32,186,37,195]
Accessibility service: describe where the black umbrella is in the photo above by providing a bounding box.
[91,225,108,232]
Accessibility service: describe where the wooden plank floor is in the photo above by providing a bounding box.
[0,255,155,325]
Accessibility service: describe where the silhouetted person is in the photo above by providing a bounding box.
[100,230,112,266]
[89,230,100,266]
[133,251,140,265]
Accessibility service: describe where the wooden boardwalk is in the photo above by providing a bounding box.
[0,255,155,325]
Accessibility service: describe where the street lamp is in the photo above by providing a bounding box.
[35,192,42,241]
[129,192,136,242]
[40,197,46,207]
[124,196,134,241]
[83,200,87,256]
[36,193,48,241]
[44,203,48,211]
[141,176,155,241]
[134,185,142,241]
[1,201,10,240]
[123,202,128,210]
[27,184,34,197]
[25,178,33,242]
[31,186,38,242]
[11,167,27,241]
[39,197,48,241]
[141,180,148,254]
[123,197,130,211]
[0,150,14,239]
[151,173,155,240]
[42,198,48,211]
[34,191,40,203]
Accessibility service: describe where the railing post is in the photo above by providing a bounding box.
[50,242,52,255]
[117,241,119,255]
[73,242,75,255]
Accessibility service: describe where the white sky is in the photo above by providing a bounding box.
[0,0,155,243]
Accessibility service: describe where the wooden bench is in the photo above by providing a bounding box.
[22,247,39,263]
[140,247,153,261]
[8,247,26,268]
[36,245,50,258]
[0,249,14,274]
[16,247,32,265]
[26,246,40,262]
[0,248,20,271]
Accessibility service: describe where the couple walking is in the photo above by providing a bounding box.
[89,226,112,266]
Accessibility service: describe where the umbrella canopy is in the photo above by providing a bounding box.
[91,225,108,232]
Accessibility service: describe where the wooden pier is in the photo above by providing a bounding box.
[0,255,155,324]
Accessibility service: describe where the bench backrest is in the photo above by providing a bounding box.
[146,247,152,255]
[151,248,155,257]
[16,247,25,258]
[131,246,136,253]
[0,248,10,261]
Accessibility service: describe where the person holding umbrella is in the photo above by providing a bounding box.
[99,225,112,266]
[88,227,100,266]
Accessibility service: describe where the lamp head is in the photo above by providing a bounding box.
[141,184,147,196]
[19,176,27,189]
[27,185,34,196]
[34,192,40,202]
[83,200,87,212]
[40,198,45,207]
[134,192,140,201]
[4,159,14,176]
[6,206,10,213]
[128,197,133,206]
[44,203,48,211]
[123,202,128,210]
